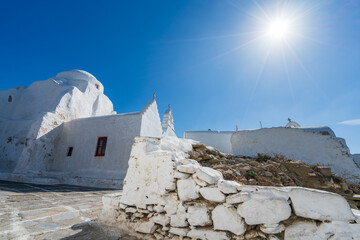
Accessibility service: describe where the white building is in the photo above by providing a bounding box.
[0,70,173,188]
[185,123,360,183]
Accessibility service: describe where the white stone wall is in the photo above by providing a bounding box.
[231,127,360,182]
[184,131,233,154]
[101,136,360,240]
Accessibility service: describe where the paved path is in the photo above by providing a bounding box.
[0,180,120,239]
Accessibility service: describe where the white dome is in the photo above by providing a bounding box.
[56,70,97,82]
[55,70,104,93]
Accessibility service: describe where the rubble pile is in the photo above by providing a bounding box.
[100,137,360,240]
[188,143,360,208]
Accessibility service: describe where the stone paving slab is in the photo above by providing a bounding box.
[0,180,123,239]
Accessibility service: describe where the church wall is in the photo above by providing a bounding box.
[231,127,360,182]
[50,112,143,187]
[184,131,234,153]
[140,100,162,138]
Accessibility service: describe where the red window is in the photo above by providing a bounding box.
[95,137,107,157]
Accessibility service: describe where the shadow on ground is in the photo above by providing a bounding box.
[62,221,139,240]
[0,180,116,193]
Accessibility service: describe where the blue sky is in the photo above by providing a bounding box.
[1,0,359,153]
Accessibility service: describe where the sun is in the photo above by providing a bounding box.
[266,18,291,41]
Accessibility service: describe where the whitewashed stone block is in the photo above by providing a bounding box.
[164,193,178,215]
[212,205,246,235]
[196,167,223,184]
[177,164,198,174]
[187,205,211,226]
[169,227,189,236]
[226,191,250,204]
[192,174,208,187]
[178,159,200,166]
[237,198,291,225]
[187,229,229,240]
[170,203,188,227]
[151,214,170,227]
[289,187,356,222]
[260,223,285,234]
[199,187,225,202]
[133,220,157,234]
[174,171,190,179]
[218,179,241,194]
[284,221,320,240]
[177,179,199,201]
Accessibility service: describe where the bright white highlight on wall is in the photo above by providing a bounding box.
[266,18,291,41]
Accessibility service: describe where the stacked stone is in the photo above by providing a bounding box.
[101,137,360,240]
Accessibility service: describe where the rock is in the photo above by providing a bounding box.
[187,229,229,240]
[177,164,198,174]
[217,179,240,194]
[187,205,211,226]
[177,179,199,201]
[133,220,157,234]
[169,227,189,236]
[188,150,201,159]
[192,174,208,187]
[260,223,285,234]
[317,221,360,239]
[174,171,190,179]
[164,194,178,215]
[284,221,320,240]
[125,207,137,213]
[237,198,291,225]
[199,187,225,202]
[196,167,223,184]
[289,187,356,221]
[212,205,246,235]
[151,214,170,227]
[226,191,250,204]
[178,158,200,166]
[170,203,188,227]
[154,205,165,213]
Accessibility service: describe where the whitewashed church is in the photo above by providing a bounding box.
[0,70,175,188]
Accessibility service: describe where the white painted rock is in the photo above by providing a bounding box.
[196,167,223,184]
[170,203,188,227]
[317,221,360,239]
[284,221,320,240]
[192,174,208,187]
[177,179,199,201]
[178,158,200,166]
[151,214,170,227]
[260,223,285,234]
[289,187,356,221]
[212,205,246,235]
[218,179,241,194]
[226,191,251,204]
[133,220,157,234]
[199,187,225,202]
[154,205,164,213]
[174,171,190,179]
[169,227,189,236]
[187,205,211,226]
[177,164,198,174]
[163,193,178,215]
[187,229,229,240]
[237,198,291,225]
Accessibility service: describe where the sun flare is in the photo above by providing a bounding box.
[266,18,290,41]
